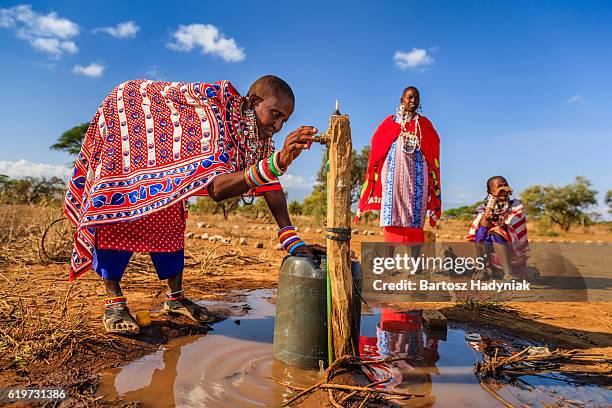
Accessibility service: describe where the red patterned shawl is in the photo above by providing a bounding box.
[64,79,279,280]
[355,115,441,226]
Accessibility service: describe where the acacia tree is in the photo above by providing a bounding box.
[605,190,612,215]
[520,176,598,231]
[302,146,370,218]
[51,123,89,156]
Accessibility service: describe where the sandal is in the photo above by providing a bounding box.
[103,304,140,335]
[163,297,220,324]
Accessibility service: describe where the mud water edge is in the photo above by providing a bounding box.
[97,289,612,407]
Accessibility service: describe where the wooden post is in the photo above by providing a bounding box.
[325,109,357,360]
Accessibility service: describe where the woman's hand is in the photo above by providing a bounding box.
[277,126,318,170]
[493,185,513,198]
[293,243,326,260]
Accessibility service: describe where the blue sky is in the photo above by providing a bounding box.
[0,1,611,213]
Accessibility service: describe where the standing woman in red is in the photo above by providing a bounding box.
[355,87,441,243]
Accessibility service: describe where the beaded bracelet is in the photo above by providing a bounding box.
[166,290,184,301]
[244,152,286,188]
[269,152,283,177]
[104,296,127,307]
[278,226,306,254]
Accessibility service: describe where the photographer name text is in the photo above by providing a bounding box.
[372,279,531,292]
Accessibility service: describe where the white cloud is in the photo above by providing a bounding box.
[567,95,586,104]
[393,48,434,70]
[93,21,139,38]
[73,63,105,78]
[145,68,162,80]
[0,4,79,58]
[279,174,313,190]
[167,23,245,62]
[0,159,71,179]
[31,37,78,56]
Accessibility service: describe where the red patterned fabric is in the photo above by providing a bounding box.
[355,115,441,226]
[65,79,280,280]
[96,200,186,252]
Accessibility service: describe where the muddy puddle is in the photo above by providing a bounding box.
[98,289,611,407]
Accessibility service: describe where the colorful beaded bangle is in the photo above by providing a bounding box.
[244,165,263,188]
[274,151,286,174]
[288,241,305,254]
[245,155,280,189]
[243,167,256,188]
[269,152,284,177]
[259,157,275,181]
[278,226,305,254]
[166,290,184,301]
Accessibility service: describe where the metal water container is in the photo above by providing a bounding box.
[273,255,362,369]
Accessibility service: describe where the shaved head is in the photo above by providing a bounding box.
[246,75,295,140]
[402,86,420,98]
[247,75,295,103]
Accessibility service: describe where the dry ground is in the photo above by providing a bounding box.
[0,204,610,406]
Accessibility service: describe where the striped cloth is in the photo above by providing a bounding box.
[64,79,279,280]
[379,133,429,228]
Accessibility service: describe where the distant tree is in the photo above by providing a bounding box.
[313,146,370,204]
[288,200,303,216]
[443,202,482,220]
[350,146,370,204]
[51,123,89,157]
[302,146,370,219]
[520,176,598,231]
[302,189,327,219]
[0,174,66,204]
[606,190,612,215]
[190,196,240,220]
[237,197,271,219]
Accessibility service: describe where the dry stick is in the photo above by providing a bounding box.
[281,355,425,406]
[281,379,328,407]
[355,355,418,366]
[328,389,343,408]
[267,379,306,391]
[318,384,424,398]
[357,392,371,408]
[479,381,514,408]
[338,378,389,404]
[281,355,355,407]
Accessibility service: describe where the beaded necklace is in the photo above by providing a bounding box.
[395,106,422,154]
[234,99,274,170]
[236,99,274,205]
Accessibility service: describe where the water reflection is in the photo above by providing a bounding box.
[98,291,611,407]
[360,309,438,406]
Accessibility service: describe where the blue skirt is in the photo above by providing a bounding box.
[93,247,184,281]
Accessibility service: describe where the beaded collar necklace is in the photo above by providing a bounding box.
[395,106,422,154]
[237,99,274,170]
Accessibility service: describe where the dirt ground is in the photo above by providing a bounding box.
[0,206,610,406]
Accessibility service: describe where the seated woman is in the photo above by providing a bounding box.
[467,176,529,280]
